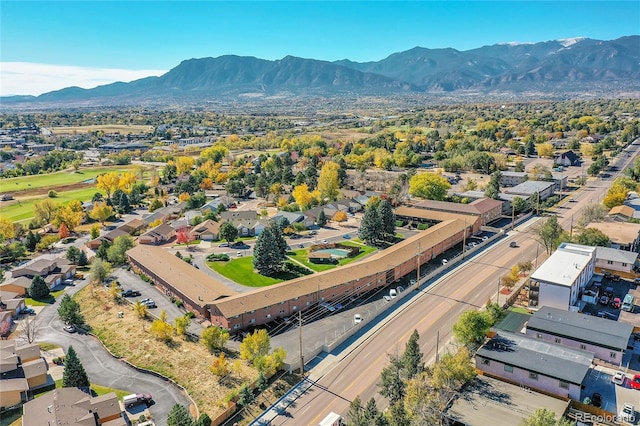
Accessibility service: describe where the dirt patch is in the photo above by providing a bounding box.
[9,182,96,199]
[75,285,259,419]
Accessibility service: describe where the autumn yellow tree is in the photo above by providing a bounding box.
[149,310,174,342]
[333,211,348,223]
[118,172,137,193]
[176,156,195,175]
[90,202,114,226]
[96,172,121,201]
[0,216,15,242]
[53,204,84,232]
[209,353,229,376]
[603,188,628,208]
[292,183,316,210]
[317,161,341,202]
[536,143,554,158]
[200,177,214,190]
[34,199,59,225]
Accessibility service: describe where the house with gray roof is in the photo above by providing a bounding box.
[504,180,555,201]
[525,306,634,366]
[476,331,593,400]
[594,246,638,275]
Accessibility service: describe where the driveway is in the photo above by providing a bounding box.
[34,277,192,426]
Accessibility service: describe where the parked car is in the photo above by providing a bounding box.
[389,288,398,299]
[63,279,74,285]
[591,392,602,408]
[442,259,448,265]
[612,274,621,282]
[220,242,230,247]
[353,314,363,324]
[599,295,610,305]
[397,286,405,293]
[612,371,626,385]
[321,240,328,244]
[121,289,141,298]
[236,251,242,257]
[63,325,77,333]
[604,287,614,298]
[509,241,517,248]
[409,279,416,285]
[631,375,640,390]
[22,308,35,315]
[123,393,153,408]
[383,295,392,302]
[604,272,612,279]
[611,297,622,309]
[619,403,635,422]
[342,234,351,239]
[299,244,304,248]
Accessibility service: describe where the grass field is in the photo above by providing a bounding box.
[2,187,104,223]
[207,257,285,287]
[26,290,65,306]
[75,285,258,419]
[0,166,139,192]
[50,125,154,135]
[287,250,335,272]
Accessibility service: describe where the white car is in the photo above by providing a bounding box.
[389,288,398,298]
[612,371,626,385]
[321,239,328,244]
[619,403,635,423]
[354,314,363,324]
[383,295,392,302]
[442,259,448,265]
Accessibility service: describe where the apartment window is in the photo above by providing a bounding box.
[559,380,569,390]
[555,338,561,344]
[504,364,513,373]
[610,352,617,359]
[279,310,285,315]
[580,344,587,350]
[529,372,538,380]
[231,315,240,319]
[622,263,628,267]
[607,260,613,264]
[306,301,311,306]
[482,359,490,366]
[265,314,271,319]
[249,310,255,314]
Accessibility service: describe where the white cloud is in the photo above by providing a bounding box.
[0,62,167,97]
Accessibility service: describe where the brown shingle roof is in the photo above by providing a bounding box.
[22,358,47,379]
[0,377,28,392]
[609,205,635,218]
[394,206,479,225]
[412,198,501,215]
[211,219,466,317]
[586,222,640,245]
[127,245,237,307]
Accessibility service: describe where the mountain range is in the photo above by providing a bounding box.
[4,36,639,107]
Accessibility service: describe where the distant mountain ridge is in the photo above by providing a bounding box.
[4,36,639,107]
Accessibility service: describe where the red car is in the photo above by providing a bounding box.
[611,297,622,309]
[631,375,640,390]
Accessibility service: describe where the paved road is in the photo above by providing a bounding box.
[35,277,192,426]
[266,142,640,425]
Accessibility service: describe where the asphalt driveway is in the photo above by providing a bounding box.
[34,277,192,426]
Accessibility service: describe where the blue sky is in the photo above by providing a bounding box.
[1,1,639,96]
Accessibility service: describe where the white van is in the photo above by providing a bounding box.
[622,294,635,312]
[389,288,398,298]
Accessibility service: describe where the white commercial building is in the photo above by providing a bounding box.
[529,243,596,311]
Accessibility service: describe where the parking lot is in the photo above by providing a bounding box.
[581,275,637,321]
[581,365,640,424]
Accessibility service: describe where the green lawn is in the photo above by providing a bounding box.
[287,249,336,272]
[3,187,104,223]
[90,383,130,399]
[507,306,532,315]
[207,256,310,287]
[0,166,138,192]
[26,290,65,306]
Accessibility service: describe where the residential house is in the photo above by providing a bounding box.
[586,222,640,251]
[528,243,596,310]
[141,202,186,225]
[443,375,570,426]
[476,332,593,400]
[184,210,202,225]
[504,180,556,201]
[608,205,636,222]
[553,150,581,167]
[220,210,259,224]
[22,388,125,426]
[138,223,176,245]
[117,218,145,234]
[526,306,634,366]
[86,228,129,250]
[189,219,220,241]
[0,341,49,408]
[411,198,503,226]
[0,311,13,336]
[236,219,268,237]
[500,172,568,191]
[456,190,521,215]
[0,297,26,317]
[11,259,57,279]
[594,246,638,276]
[271,211,315,228]
[0,277,32,296]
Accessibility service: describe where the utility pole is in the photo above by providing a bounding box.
[497,276,501,306]
[511,203,515,230]
[416,242,421,289]
[570,214,574,239]
[298,310,304,375]
[462,220,467,259]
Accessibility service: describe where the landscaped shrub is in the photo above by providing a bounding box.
[417,223,429,230]
[48,190,58,198]
[175,300,184,308]
[395,220,405,227]
[207,254,230,262]
[184,310,194,318]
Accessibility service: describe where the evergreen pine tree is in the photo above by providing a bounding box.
[119,192,131,214]
[377,200,396,242]
[316,209,327,227]
[271,224,288,257]
[359,204,382,246]
[364,398,387,426]
[66,246,81,265]
[96,240,110,260]
[484,171,501,200]
[25,231,38,251]
[237,385,254,407]
[253,227,284,276]
[28,275,50,300]
[401,329,424,379]
[167,403,193,426]
[77,250,89,266]
[62,346,90,388]
[347,396,366,426]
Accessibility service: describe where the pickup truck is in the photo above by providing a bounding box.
[123,393,153,408]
